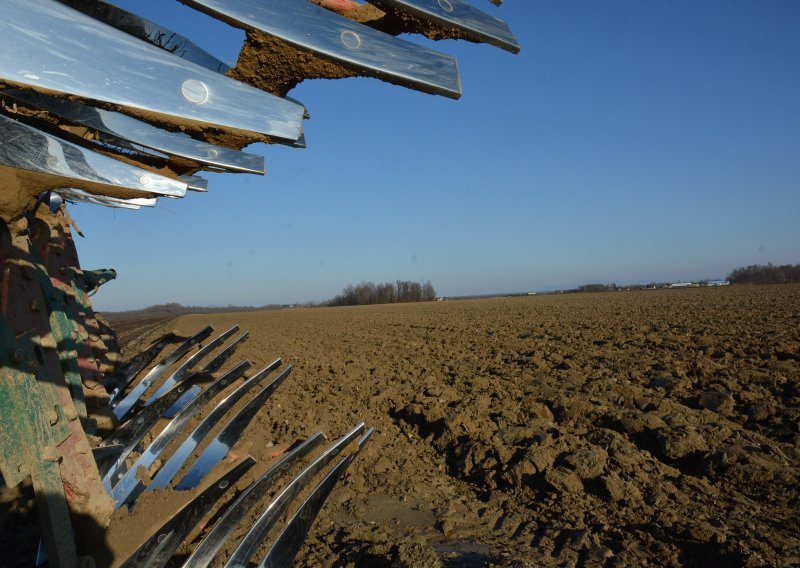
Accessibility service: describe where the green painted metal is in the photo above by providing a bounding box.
[82,268,117,295]
[1,218,78,566]
[0,316,70,487]
[1,215,114,563]
[27,217,89,423]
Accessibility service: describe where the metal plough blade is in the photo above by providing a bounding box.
[200,332,251,375]
[112,325,215,421]
[92,444,125,477]
[59,189,158,209]
[181,433,327,568]
[181,175,209,192]
[182,0,462,99]
[144,325,241,407]
[100,381,204,489]
[224,423,367,568]
[158,331,251,419]
[176,365,294,490]
[57,0,232,74]
[0,1,305,141]
[368,0,520,53]
[157,331,251,420]
[120,457,257,568]
[0,89,267,175]
[0,115,188,199]
[60,193,141,210]
[112,360,252,508]
[146,359,285,493]
[105,333,181,403]
[259,428,375,568]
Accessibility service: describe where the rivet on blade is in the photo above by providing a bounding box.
[340,30,361,50]
[181,79,210,104]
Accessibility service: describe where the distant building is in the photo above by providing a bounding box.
[669,282,694,288]
[708,280,730,286]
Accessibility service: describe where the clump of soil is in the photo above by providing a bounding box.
[230,32,360,98]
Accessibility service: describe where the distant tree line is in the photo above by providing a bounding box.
[329,280,436,306]
[575,283,618,293]
[728,263,800,285]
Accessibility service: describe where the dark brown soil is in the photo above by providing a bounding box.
[97,284,800,567]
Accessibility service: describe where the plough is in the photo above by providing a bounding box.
[0,0,518,565]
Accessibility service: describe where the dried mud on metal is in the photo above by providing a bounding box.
[26,285,800,566]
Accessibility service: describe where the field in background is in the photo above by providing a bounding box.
[7,285,797,566]
[108,284,799,566]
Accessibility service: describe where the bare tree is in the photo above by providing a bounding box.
[328,279,437,306]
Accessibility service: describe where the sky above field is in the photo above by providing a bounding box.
[73,1,800,310]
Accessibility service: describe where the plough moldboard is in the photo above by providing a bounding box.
[0,0,518,565]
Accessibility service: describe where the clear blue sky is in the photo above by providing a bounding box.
[73,1,800,310]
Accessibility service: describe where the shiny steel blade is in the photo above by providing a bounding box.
[158,332,251,419]
[92,444,125,478]
[120,457,257,568]
[1,88,266,174]
[58,0,231,73]
[102,382,203,492]
[163,385,203,419]
[59,188,157,208]
[0,1,304,140]
[259,429,374,568]
[181,433,326,568]
[147,358,283,492]
[112,360,252,508]
[292,132,307,150]
[112,325,215,421]
[176,365,293,490]
[285,96,310,120]
[200,332,250,375]
[224,423,366,568]
[106,333,179,403]
[182,0,462,99]
[0,115,187,199]
[368,0,520,53]
[180,175,209,192]
[61,191,141,209]
[144,325,240,407]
